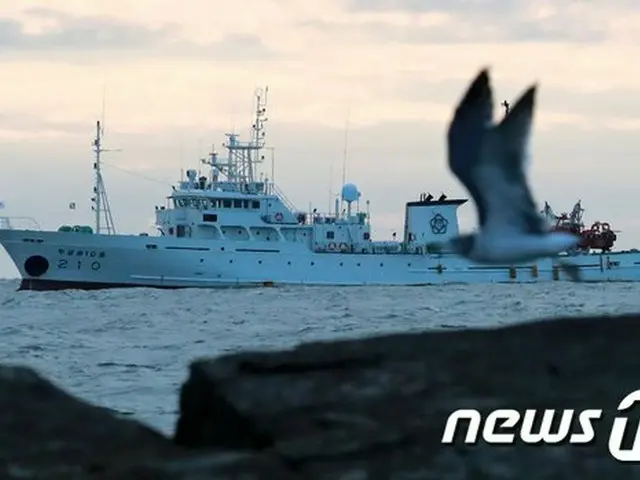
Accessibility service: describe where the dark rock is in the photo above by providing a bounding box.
[8,314,640,478]
[175,314,640,479]
[99,451,296,479]
[0,366,293,479]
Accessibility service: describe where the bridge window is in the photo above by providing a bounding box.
[233,199,242,208]
[203,214,217,222]
[364,232,370,240]
[176,225,186,238]
[251,201,260,209]
[222,200,232,208]
[326,231,335,239]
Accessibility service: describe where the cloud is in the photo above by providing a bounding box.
[0,111,90,141]
[380,73,640,125]
[301,0,638,44]
[0,8,276,62]
[0,8,178,51]
[344,0,515,13]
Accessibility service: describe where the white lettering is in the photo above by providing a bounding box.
[609,389,640,462]
[441,389,640,461]
[570,409,601,444]
[483,409,519,444]
[441,409,481,444]
[442,407,603,446]
[520,409,574,444]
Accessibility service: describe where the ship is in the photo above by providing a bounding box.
[2,87,640,291]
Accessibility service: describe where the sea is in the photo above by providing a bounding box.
[1,278,638,436]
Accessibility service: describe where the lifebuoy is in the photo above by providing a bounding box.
[590,222,601,233]
[601,222,611,231]
[274,212,284,222]
[327,242,337,251]
[339,243,349,252]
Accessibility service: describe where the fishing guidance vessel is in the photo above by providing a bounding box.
[1,88,639,290]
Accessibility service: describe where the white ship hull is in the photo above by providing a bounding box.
[5,89,639,291]
[3,229,640,291]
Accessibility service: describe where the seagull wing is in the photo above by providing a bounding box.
[475,85,548,235]
[447,68,494,227]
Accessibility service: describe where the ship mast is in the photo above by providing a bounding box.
[91,120,117,235]
[214,87,268,187]
[249,86,268,182]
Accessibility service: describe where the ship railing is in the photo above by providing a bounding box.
[315,242,442,255]
[310,212,331,224]
[0,216,42,231]
[306,211,344,225]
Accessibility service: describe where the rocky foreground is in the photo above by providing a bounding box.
[3,314,640,479]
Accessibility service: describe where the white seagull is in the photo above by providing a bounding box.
[428,68,582,281]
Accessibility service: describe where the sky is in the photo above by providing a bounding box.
[0,0,639,277]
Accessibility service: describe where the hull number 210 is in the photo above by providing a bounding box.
[57,259,102,271]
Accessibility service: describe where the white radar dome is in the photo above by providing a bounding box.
[341,183,361,203]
